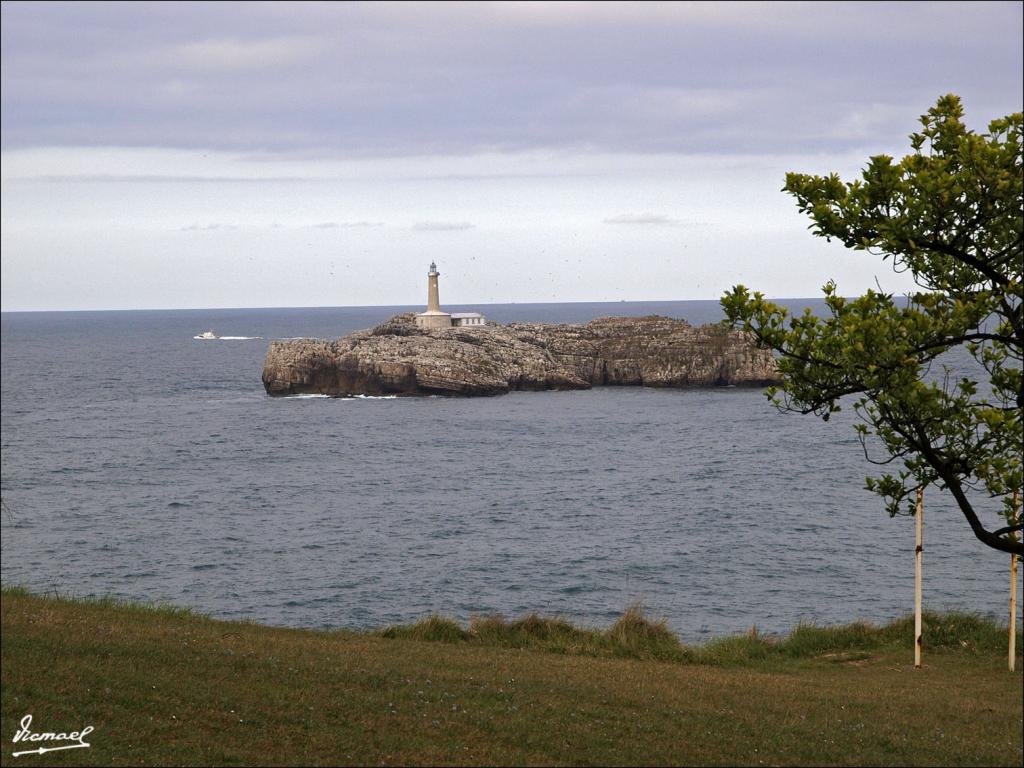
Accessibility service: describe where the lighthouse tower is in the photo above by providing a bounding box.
[414,262,453,329]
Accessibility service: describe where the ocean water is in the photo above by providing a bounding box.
[0,300,1016,642]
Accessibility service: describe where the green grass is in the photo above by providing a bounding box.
[382,606,687,662]
[380,603,1016,667]
[2,587,1021,766]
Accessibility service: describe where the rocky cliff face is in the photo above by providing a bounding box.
[262,313,780,397]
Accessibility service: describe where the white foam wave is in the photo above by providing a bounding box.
[217,336,264,340]
[280,393,398,400]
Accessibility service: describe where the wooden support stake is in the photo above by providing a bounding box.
[915,487,924,670]
[1011,489,1019,673]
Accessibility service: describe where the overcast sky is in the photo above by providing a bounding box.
[2,1,1021,311]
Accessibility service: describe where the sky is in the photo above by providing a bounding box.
[1,1,1022,311]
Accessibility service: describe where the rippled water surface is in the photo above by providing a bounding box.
[0,301,1015,641]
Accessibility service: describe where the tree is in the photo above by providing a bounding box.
[721,94,1023,555]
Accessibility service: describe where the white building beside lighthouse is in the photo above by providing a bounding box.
[414,262,486,329]
[450,312,486,326]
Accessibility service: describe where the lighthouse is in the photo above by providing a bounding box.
[414,262,453,329]
[414,262,487,329]
[427,261,442,312]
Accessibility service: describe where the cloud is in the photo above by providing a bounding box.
[0,1,1019,155]
[824,101,916,144]
[603,213,679,225]
[178,223,237,231]
[171,36,326,73]
[412,221,475,231]
[305,221,384,229]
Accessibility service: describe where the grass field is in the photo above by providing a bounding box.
[1,587,1021,766]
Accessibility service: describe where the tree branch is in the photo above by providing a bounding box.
[918,238,1009,287]
[914,429,1024,555]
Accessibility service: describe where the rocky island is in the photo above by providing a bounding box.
[262,313,779,397]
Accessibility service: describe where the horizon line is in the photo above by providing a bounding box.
[0,296,832,315]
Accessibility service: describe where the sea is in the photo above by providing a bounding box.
[0,300,1017,642]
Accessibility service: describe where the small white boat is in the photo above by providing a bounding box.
[193,330,218,340]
